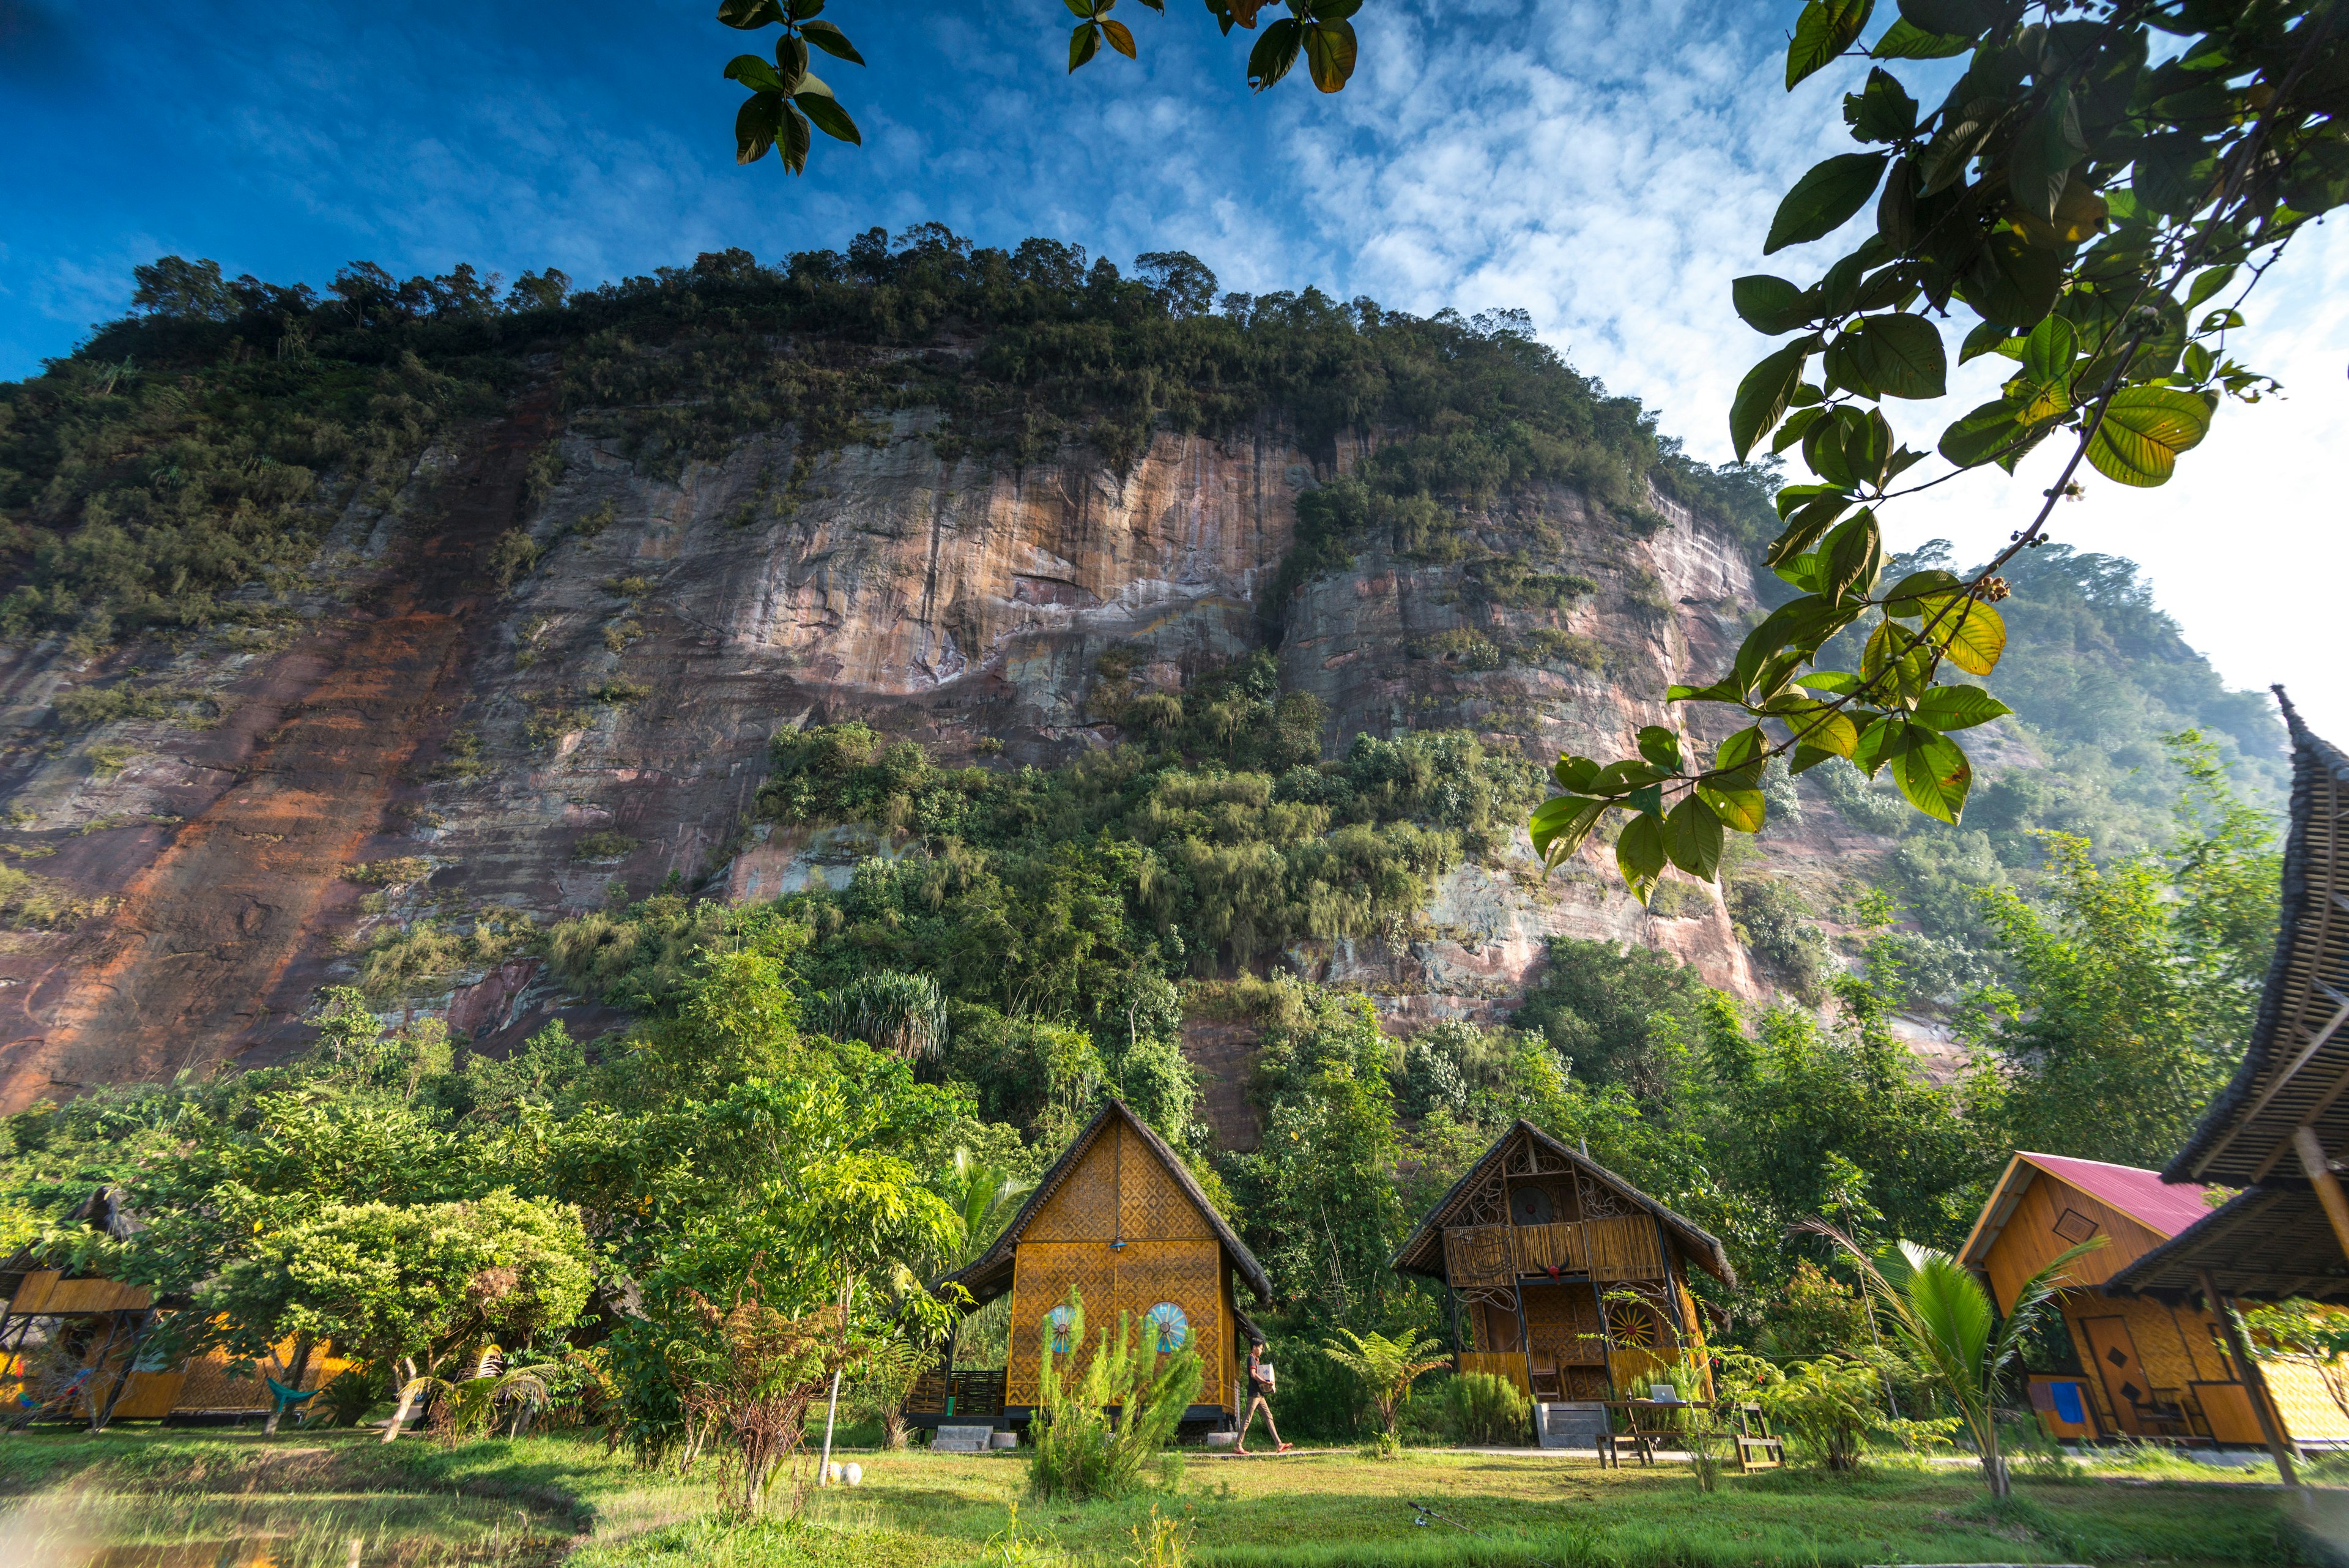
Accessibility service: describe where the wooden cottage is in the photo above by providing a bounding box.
[0,1188,347,1426]
[1959,1151,2348,1451]
[1390,1121,1734,1406]
[917,1099,1272,1431]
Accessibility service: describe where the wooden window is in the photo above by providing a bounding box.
[2052,1207,2100,1244]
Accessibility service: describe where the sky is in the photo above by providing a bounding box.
[3,0,2343,739]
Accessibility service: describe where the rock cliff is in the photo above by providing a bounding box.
[0,368,1794,1120]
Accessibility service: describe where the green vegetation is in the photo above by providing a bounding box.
[0,1431,2313,1567]
[1519,2,2342,893]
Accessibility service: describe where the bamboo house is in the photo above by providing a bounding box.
[1960,1151,2348,1451]
[916,1099,1272,1432]
[1390,1120,1733,1407]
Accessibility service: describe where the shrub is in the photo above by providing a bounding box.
[1028,1288,1201,1502]
[1739,1354,1886,1473]
[573,830,639,861]
[1442,1371,1531,1446]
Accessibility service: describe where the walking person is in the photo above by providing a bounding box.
[1234,1339,1291,1455]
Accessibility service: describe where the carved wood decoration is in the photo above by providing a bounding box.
[1578,1173,1631,1220]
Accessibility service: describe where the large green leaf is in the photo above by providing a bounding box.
[1729,340,1813,461]
[1766,153,1890,255]
[1913,683,2012,731]
[1871,18,1972,58]
[1766,490,1851,566]
[1636,726,1685,771]
[1247,17,1302,89]
[1844,67,1917,143]
[2008,87,2087,221]
[1530,794,1608,869]
[1698,785,1767,834]
[1821,508,1883,604]
[1303,19,1357,91]
[1616,812,1667,904]
[1918,593,2006,675]
[718,0,787,28]
[796,92,861,144]
[1831,312,1946,399]
[1733,275,1811,335]
[1788,0,1875,89]
[726,53,789,93]
[801,19,865,62]
[735,92,784,164]
[779,100,812,173]
[1889,725,1972,823]
[1715,725,1769,774]
[1937,398,2030,469]
[2085,386,2213,487]
[1896,0,1994,31]
[1663,796,1725,881]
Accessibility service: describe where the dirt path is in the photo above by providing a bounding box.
[0,393,550,1109]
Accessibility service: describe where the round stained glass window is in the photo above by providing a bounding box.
[1045,1305,1075,1356]
[1146,1302,1189,1354]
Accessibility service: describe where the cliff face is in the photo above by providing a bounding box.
[0,394,1773,1113]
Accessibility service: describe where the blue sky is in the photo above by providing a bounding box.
[4,1,2345,738]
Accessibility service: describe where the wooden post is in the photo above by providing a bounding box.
[92,1310,156,1432]
[2201,1269,2299,1487]
[2291,1127,2349,1265]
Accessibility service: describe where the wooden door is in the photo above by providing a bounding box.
[2080,1317,2150,1436]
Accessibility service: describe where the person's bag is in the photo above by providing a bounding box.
[1258,1362,1276,1392]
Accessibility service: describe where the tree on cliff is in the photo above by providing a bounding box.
[710,1,2348,894]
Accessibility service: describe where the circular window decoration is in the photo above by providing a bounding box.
[1146,1302,1189,1354]
[1510,1185,1555,1226]
[1045,1305,1075,1356]
[1604,1301,1657,1351]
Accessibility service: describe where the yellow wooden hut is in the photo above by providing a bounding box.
[1959,1150,2349,1451]
[916,1099,1272,1431]
[0,1189,347,1426]
[1390,1120,1734,1408]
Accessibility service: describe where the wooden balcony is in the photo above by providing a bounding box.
[1442,1215,1666,1288]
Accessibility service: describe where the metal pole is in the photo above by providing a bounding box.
[818,1276,856,1485]
[2201,1269,2299,1487]
[2291,1128,2349,1265]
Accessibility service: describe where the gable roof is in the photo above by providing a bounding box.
[1389,1120,1735,1287]
[937,1099,1272,1307]
[1960,1152,2217,1272]
[2166,689,2349,1186]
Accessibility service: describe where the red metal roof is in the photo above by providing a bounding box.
[2019,1152,2217,1239]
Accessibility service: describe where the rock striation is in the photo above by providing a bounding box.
[0,397,1785,1115]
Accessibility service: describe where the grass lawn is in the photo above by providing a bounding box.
[0,1429,2328,1567]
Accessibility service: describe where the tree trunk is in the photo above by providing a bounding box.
[263,1335,316,1438]
[380,1358,424,1444]
[1981,1443,2009,1498]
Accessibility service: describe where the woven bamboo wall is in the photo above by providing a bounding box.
[1005,1120,1232,1408]
[1983,1169,2166,1309]
[2060,1295,2349,1444]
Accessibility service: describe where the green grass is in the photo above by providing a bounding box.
[0,1430,2320,1568]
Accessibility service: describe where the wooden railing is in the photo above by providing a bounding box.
[907,1368,1007,1418]
[1443,1216,1666,1285]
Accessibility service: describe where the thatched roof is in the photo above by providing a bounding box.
[936,1099,1272,1308]
[0,1186,142,1301]
[1389,1119,1735,1287]
[2108,1186,2349,1304]
[2165,690,2349,1187]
